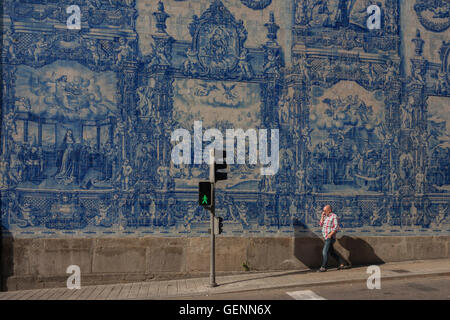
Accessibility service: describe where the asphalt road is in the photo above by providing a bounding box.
[173,275,450,300]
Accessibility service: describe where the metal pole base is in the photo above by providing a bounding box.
[209,282,218,288]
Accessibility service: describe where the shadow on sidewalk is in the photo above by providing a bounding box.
[217,268,316,286]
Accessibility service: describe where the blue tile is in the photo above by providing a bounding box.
[0,0,449,239]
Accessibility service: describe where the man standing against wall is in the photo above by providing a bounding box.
[318,205,347,272]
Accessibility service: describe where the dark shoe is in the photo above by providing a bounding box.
[338,264,349,270]
[317,267,327,272]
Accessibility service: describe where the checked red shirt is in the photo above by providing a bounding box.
[319,213,340,239]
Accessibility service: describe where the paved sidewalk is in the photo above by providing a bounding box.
[0,258,449,300]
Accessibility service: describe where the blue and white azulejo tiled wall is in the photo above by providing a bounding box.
[1,0,449,238]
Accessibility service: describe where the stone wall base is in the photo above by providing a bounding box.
[1,236,449,291]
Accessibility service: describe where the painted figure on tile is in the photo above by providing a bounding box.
[183,48,201,75]
[2,29,17,61]
[115,37,133,65]
[120,159,133,191]
[55,129,77,185]
[238,48,253,79]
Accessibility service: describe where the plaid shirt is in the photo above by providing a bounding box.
[319,213,340,239]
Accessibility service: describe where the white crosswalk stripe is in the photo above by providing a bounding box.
[286,290,326,300]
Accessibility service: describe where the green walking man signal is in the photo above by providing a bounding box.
[199,181,213,207]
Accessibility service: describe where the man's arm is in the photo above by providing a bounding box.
[319,212,325,226]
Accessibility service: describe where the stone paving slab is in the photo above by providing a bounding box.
[0,258,449,300]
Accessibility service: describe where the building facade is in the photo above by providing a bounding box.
[1,0,449,289]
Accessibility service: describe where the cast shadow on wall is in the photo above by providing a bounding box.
[293,221,384,268]
[0,227,14,292]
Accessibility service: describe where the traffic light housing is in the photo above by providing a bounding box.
[214,216,224,235]
[199,181,213,207]
[214,150,228,182]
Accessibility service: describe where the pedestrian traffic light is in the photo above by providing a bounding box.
[214,216,224,235]
[214,150,228,182]
[199,181,213,207]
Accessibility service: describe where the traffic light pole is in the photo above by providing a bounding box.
[209,200,217,288]
[209,149,217,288]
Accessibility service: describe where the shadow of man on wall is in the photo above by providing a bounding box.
[293,220,348,269]
[337,235,385,266]
[293,220,385,269]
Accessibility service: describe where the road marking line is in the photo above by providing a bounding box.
[286,290,326,300]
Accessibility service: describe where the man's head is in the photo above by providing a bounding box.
[323,205,332,215]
